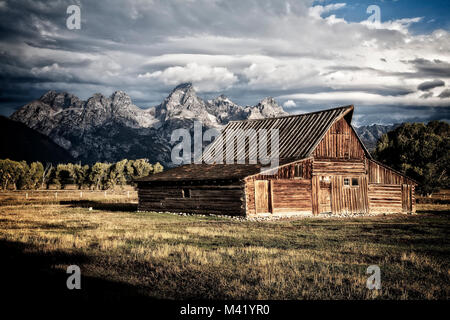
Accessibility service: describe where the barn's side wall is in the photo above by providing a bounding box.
[368,184,402,213]
[367,159,416,213]
[138,182,246,216]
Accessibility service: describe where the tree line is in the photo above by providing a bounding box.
[0,159,163,190]
[374,120,449,196]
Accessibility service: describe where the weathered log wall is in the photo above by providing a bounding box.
[138,183,245,216]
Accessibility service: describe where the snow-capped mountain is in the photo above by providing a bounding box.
[10,83,287,166]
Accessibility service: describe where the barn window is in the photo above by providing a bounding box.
[343,178,350,186]
[182,188,191,198]
[352,178,359,186]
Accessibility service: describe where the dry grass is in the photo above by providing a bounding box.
[0,191,449,300]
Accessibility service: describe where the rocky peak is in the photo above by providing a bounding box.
[156,82,212,123]
[247,97,288,119]
[166,82,200,106]
[111,90,132,107]
[39,90,83,110]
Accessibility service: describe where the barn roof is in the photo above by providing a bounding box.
[202,104,364,163]
[136,105,372,183]
[135,163,265,182]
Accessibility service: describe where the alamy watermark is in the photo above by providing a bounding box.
[66,265,81,290]
[366,265,381,290]
[170,121,280,174]
[66,5,81,30]
[367,5,381,25]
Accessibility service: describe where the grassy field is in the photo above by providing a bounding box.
[0,190,449,300]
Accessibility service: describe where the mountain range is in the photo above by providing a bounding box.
[8,83,397,166]
[9,83,288,166]
[354,123,401,150]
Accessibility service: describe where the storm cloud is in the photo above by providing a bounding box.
[0,0,449,125]
[417,79,445,91]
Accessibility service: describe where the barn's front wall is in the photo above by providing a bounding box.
[243,117,416,216]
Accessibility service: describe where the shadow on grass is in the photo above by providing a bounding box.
[0,239,151,303]
[60,200,138,212]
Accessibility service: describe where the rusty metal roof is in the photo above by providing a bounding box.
[202,105,355,163]
[136,105,366,182]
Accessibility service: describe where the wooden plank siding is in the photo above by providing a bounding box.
[245,178,312,215]
[255,180,270,214]
[254,159,312,180]
[368,159,415,185]
[313,159,366,176]
[330,175,369,214]
[271,179,312,214]
[368,184,403,213]
[138,183,246,216]
[311,176,320,215]
[245,159,313,215]
[313,117,365,160]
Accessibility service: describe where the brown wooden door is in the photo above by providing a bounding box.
[255,180,270,214]
[319,181,332,213]
[402,184,412,213]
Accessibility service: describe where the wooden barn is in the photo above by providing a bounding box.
[136,105,416,216]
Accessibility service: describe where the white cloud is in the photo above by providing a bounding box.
[138,63,238,92]
[279,90,450,107]
[309,3,346,20]
[360,17,423,34]
[283,100,297,108]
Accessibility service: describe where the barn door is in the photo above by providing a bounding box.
[255,180,270,214]
[402,184,412,213]
[319,180,332,213]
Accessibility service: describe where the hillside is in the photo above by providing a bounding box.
[0,116,74,164]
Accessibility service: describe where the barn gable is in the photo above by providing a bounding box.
[312,116,369,160]
[202,105,359,164]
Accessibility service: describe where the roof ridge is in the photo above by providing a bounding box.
[228,104,354,124]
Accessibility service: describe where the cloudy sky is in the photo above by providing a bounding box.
[0,0,449,126]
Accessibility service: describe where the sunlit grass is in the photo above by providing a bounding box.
[0,191,449,299]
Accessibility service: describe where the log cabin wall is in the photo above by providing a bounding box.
[138,182,246,216]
